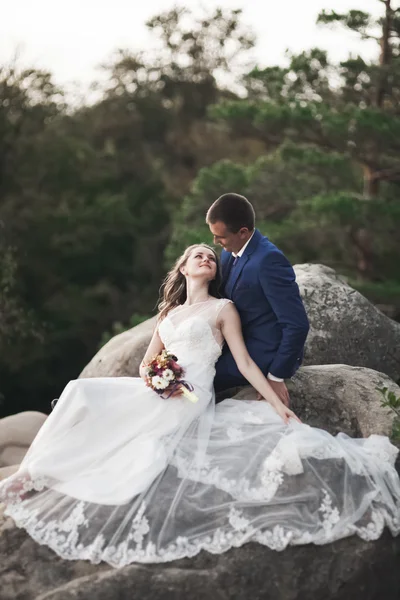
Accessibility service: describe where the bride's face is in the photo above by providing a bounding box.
[182,246,217,281]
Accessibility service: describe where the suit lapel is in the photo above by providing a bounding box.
[221,253,234,291]
[227,254,249,296]
[228,229,263,297]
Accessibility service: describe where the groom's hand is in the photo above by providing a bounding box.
[258,380,290,407]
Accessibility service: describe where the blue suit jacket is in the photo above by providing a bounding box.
[214,229,310,392]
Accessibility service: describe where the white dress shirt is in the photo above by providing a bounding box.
[232,231,284,383]
[232,231,255,258]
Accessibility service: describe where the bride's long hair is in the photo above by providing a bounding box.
[157,244,222,321]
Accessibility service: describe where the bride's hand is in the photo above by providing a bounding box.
[267,399,301,425]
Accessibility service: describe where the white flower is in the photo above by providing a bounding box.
[163,369,175,381]
[151,376,169,390]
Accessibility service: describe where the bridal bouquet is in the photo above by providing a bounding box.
[144,350,198,403]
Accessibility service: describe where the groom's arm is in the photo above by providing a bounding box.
[259,250,309,379]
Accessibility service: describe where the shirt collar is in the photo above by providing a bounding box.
[232,230,255,258]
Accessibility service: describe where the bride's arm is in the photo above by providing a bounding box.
[139,326,164,380]
[218,303,300,424]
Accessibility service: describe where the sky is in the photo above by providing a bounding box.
[0,0,384,96]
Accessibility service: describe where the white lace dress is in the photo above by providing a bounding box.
[1,298,400,566]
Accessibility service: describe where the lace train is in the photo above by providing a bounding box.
[3,399,400,567]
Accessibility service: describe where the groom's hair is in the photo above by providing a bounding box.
[206,193,255,233]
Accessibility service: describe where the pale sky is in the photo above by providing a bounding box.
[1,0,385,95]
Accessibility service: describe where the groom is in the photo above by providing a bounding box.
[207,193,309,405]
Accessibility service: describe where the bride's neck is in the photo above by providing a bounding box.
[184,279,210,305]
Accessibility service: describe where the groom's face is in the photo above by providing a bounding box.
[208,221,249,254]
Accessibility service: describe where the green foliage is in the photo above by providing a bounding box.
[350,280,400,302]
[212,100,400,165]
[350,280,400,321]
[166,159,251,262]
[242,48,333,103]
[103,6,255,196]
[209,1,400,280]
[212,2,400,183]
[377,387,400,444]
[0,240,40,359]
[0,63,172,416]
[299,192,400,279]
[166,144,361,266]
[317,9,373,38]
[145,7,255,78]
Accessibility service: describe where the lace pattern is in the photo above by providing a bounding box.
[158,299,232,373]
[5,481,400,566]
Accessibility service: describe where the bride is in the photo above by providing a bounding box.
[1,244,399,567]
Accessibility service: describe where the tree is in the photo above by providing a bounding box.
[166,143,360,264]
[0,64,171,416]
[210,1,400,278]
[101,7,256,194]
[317,2,400,194]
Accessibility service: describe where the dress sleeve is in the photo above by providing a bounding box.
[216,298,233,319]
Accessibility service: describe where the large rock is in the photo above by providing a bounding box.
[0,411,47,468]
[0,465,19,481]
[80,316,157,378]
[295,264,400,383]
[221,364,400,439]
[80,264,400,383]
[1,365,400,599]
[290,364,399,438]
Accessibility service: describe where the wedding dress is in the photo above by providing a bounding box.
[1,298,400,567]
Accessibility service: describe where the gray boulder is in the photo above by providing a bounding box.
[80,316,157,378]
[295,264,400,383]
[80,264,400,383]
[289,364,399,438]
[0,411,47,468]
[220,364,400,439]
[0,465,19,481]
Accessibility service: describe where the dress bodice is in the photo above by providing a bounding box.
[158,298,232,388]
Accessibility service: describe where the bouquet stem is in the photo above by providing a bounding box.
[180,384,198,403]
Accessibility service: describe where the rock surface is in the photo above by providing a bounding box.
[230,364,400,439]
[0,411,47,468]
[80,264,400,383]
[0,465,19,481]
[80,316,157,379]
[291,365,397,437]
[295,264,400,383]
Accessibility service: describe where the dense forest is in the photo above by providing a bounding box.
[1,2,400,417]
